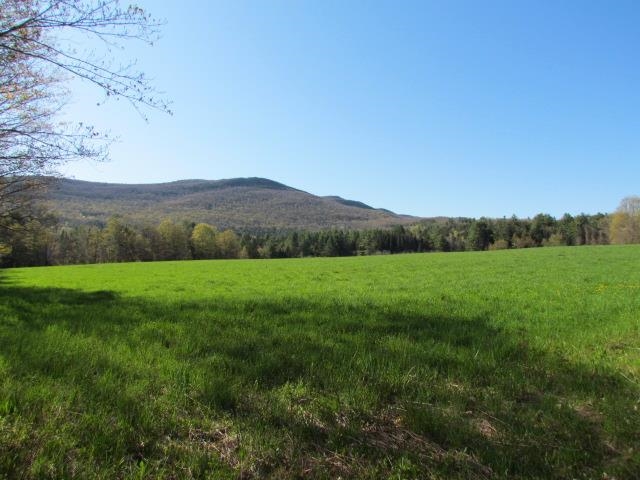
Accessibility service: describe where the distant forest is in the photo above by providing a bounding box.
[0,211,619,268]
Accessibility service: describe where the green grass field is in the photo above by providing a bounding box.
[1,246,639,479]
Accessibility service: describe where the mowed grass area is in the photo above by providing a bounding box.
[0,247,639,479]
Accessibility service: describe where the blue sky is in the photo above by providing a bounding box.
[61,0,640,218]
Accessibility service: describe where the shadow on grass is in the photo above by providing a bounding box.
[0,284,638,479]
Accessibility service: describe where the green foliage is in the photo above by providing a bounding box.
[530,213,556,246]
[488,239,509,250]
[190,223,218,259]
[1,212,617,267]
[558,213,578,246]
[466,218,493,251]
[216,230,240,259]
[0,214,56,267]
[102,217,141,263]
[157,220,191,261]
[1,247,639,478]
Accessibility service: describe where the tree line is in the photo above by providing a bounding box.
[0,207,631,268]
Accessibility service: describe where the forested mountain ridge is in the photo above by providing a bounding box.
[1,177,620,268]
[46,177,417,230]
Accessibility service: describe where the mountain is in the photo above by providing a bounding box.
[46,177,418,231]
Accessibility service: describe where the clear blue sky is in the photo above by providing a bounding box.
[61,0,640,218]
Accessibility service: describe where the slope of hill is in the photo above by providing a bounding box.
[46,177,417,230]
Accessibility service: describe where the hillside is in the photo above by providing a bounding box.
[46,177,417,230]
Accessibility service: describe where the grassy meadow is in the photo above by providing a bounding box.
[0,246,639,479]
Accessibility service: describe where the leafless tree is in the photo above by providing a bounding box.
[0,0,170,229]
[610,196,640,244]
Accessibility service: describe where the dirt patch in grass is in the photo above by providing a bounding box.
[187,426,240,468]
[474,418,499,440]
[301,409,493,479]
[572,403,603,425]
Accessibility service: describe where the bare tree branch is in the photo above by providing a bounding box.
[0,0,169,231]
